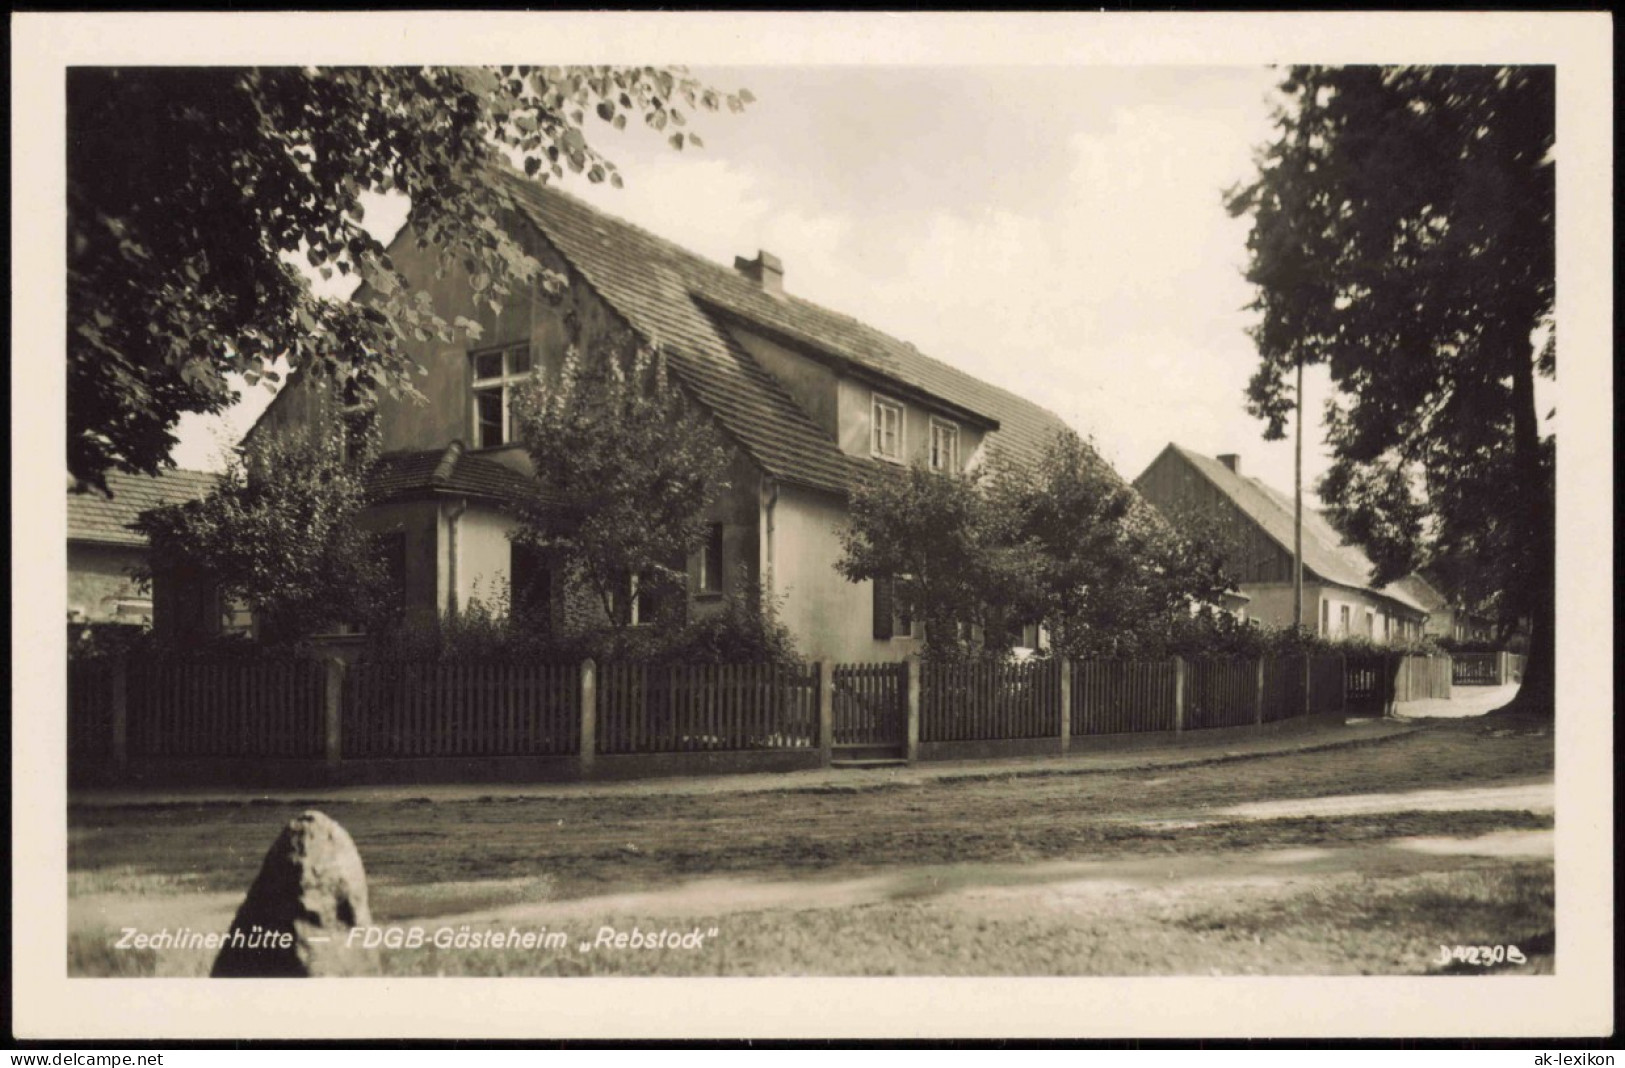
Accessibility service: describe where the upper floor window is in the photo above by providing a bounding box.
[470,342,534,449]
[871,394,904,462]
[929,417,960,472]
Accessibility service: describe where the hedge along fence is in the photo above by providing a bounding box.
[921,658,1061,743]
[343,660,579,758]
[126,656,326,759]
[595,661,818,755]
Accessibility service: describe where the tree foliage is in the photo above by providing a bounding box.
[68,65,753,491]
[837,457,1034,659]
[1224,65,1554,711]
[993,433,1236,659]
[510,342,730,630]
[837,430,1235,660]
[134,428,390,645]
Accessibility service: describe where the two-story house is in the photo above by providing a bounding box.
[248,171,1109,662]
[1134,444,1430,642]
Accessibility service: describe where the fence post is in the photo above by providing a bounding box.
[1384,654,1397,717]
[1059,658,1073,754]
[817,661,834,767]
[1172,657,1186,735]
[1254,658,1265,728]
[322,656,345,769]
[905,657,921,765]
[1302,653,1312,717]
[110,654,129,772]
[579,659,597,776]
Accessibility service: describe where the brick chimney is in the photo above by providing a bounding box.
[1217,453,1241,475]
[734,250,784,296]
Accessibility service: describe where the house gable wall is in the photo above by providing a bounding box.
[770,482,921,662]
[1134,447,1296,584]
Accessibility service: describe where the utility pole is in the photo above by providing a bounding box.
[1293,358,1304,631]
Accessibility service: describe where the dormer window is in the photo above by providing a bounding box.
[871,393,904,463]
[929,417,960,472]
[470,342,534,449]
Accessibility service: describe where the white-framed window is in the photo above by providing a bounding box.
[929,417,960,472]
[1339,604,1351,636]
[871,393,905,463]
[470,342,534,449]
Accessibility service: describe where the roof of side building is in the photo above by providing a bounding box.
[67,468,220,547]
[1146,444,1428,614]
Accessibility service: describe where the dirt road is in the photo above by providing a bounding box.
[68,717,1554,976]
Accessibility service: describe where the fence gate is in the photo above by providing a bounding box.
[830,662,907,759]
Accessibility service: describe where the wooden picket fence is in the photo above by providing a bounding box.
[343,660,579,758]
[71,647,1481,781]
[1260,657,1308,723]
[126,656,326,758]
[1072,659,1178,735]
[1393,656,1452,702]
[921,658,1061,742]
[68,658,117,765]
[1452,652,1503,686]
[596,661,818,755]
[831,662,907,746]
[1308,654,1346,716]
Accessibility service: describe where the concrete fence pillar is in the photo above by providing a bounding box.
[1254,658,1265,728]
[1172,657,1187,735]
[817,661,834,767]
[579,659,597,776]
[322,657,345,769]
[905,657,921,765]
[1058,659,1073,755]
[110,654,129,772]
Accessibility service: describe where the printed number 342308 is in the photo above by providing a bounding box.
[1436,944,1526,966]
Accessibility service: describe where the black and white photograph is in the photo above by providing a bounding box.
[13,10,1613,1042]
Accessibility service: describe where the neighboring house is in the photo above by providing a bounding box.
[67,469,217,627]
[247,171,1107,661]
[1399,572,1498,644]
[1133,445,1430,641]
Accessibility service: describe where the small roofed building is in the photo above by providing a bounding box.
[67,468,218,628]
[1133,445,1430,642]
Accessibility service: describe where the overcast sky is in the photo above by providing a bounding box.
[173,64,1344,503]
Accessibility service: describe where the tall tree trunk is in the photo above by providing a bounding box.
[1501,321,1554,719]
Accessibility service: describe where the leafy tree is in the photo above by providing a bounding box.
[836,457,1036,660]
[1224,66,1554,715]
[510,342,730,630]
[68,65,753,492]
[990,431,1235,659]
[134,428,391,645]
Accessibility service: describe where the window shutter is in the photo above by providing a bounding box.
[873,577,894,640]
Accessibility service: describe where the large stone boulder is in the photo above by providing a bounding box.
[211,810,378,977]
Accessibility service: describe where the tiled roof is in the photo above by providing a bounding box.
[1161,444,1428,614]
[365,442,547,506]
[67,468,219,546]
[1391,572,1450,614]
[501,174,1080,491]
